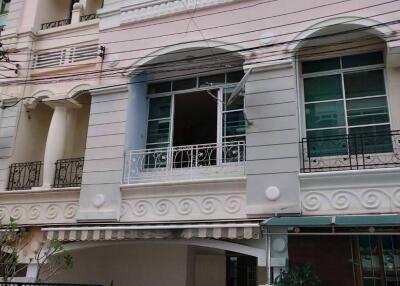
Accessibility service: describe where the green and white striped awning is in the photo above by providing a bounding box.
[42,222,260,241]
[262,214,400,227]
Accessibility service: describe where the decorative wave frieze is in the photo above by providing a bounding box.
[0,189,80,224]
[121,195,245,221]
[120,0,237,25]
[302,188,400,215]
[120,178,246,221]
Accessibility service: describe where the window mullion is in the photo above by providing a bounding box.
[169,94,175,148]
[340,71,351,157]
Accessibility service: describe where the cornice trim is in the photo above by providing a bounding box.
[89,84,129,96]
[102,0,241,26]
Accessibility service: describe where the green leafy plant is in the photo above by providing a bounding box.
[33,239,73,283]
[0,218,28,282]
[0,218,73,283]
[274,263,321,286]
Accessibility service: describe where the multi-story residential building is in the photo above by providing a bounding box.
[1,0,400,285]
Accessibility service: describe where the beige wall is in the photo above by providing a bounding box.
[50,244,190,286]
[194,255,226,286]
[12,103,52,164]
[34,0,72,30]
[64,94,91,159]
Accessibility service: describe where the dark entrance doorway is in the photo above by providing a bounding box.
[226,253,257,286]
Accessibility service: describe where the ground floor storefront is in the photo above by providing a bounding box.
[32,222,267,286]
[45,241,264,286]
[288,235,400,286]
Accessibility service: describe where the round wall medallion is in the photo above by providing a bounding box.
[265,186,280,201]
[272,237,287,253]
[92,194,105,208]
[260,32,275,45]
[107,54,119,67]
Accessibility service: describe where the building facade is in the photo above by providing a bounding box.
[1,0,400,285]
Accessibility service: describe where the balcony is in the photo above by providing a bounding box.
[53,157,84,188]
[300,130,400,173]
[123,141,246,184]
[7,158,84,190]
[7,161,42,190]
[80,13,98,22]
[40,18,72,30]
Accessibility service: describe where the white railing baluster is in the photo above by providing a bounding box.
[122,142,246,183]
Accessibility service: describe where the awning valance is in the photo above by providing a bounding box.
[42,222,260,241]
[262,215,400,227]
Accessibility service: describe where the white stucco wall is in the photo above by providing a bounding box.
[50,244,190,286]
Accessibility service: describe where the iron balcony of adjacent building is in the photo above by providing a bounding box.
[80,13,97,22]
[7,158,84,190]
[40,18,72,30]
[300,130,400,173]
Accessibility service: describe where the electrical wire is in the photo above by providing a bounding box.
[7,0,397,59]
[0,21,396,85]
[0,35,391,103]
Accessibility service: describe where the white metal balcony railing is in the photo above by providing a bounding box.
[123,141,246,184]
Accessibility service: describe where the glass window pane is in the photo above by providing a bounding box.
[346,97,389,126]
[172,78,197,91]
[306,128,347,157]
[148,96,171,119]
[147,82,171,94]
[227,70,244,83]
[349,124,393,154]
[224,112,246,136]
[304,75,343,102]
[224,87,243,111]
[146,120,170,144]
[199,73,225,87]
[305,101,345,129]
[342,52,383,68]
[302,57,340,74]
[344,70,385,98]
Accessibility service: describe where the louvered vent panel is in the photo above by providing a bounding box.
[32,49,66,69]
[69,44,98,63]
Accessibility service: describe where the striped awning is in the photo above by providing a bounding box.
[42,223,260,241]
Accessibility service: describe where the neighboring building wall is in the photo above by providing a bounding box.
[288,235,355,286]
[0,103,19,190]
[5,0,24,32]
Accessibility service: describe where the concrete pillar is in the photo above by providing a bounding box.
[40,101,80,188]
[41,105,68,188]
[25,263,39,282]
[71,2,83,24]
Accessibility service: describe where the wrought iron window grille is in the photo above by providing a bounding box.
[40,18,71,30]
[53,157,84,188]
[7,161,42,190]
[300,130,400,173]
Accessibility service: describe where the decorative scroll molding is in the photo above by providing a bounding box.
[119,0,238,25]
[120,178,247,221]
[0,189,80,224]
[300,168,400,215]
